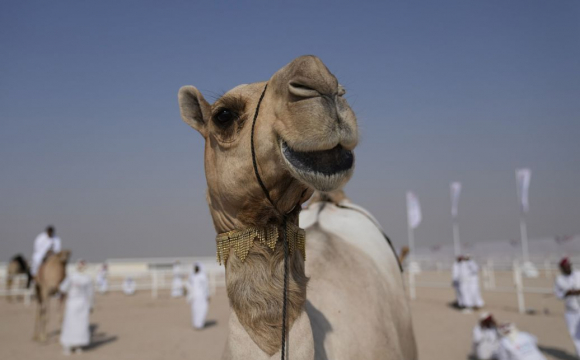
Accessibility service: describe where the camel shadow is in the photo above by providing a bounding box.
[538,346,577,360]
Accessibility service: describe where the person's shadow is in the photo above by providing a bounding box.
[84,324,118,351]
[538,346,578,360]
[204,320,217,329]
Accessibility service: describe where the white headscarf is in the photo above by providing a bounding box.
[498,323,519,342]
[76,259,87,272]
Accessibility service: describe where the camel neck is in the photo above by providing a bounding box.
[224,232,308,355]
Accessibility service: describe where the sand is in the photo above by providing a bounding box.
[1,275,577,360]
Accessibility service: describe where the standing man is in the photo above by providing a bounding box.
[452,256,464,308]
[59,260,94,355]
[31,226,62,277]
[465,255,485,310]
[554,257,580,356]
[187,262,209,329]
[96,264,108,294]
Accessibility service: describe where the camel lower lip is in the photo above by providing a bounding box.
[281,141,354,176]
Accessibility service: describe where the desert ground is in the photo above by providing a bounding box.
[0,272,576,360]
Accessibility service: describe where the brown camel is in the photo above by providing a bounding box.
[178,55,416,359]
[6,254,32,302]
[33,250,70,342]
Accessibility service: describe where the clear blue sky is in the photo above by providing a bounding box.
[1,0,579,261]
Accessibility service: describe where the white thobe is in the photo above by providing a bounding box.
[123,279,136,295]
[473,325,500,359]
[452,261,463,307]
[59,272,93,348]
[497,332,546,360]
[554,270,580,356]
[31,232,62,276]
[171,264,184,298]
[188,271,209,329]
[96,269,108,294]
[461,260,484,308]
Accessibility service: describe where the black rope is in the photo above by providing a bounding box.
[250,84,275,208]
[249,83,289,360]
[281,217,289,360]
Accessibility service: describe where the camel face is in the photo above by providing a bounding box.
[178,56,358,230]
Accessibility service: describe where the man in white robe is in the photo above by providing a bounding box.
[96,264,108,294]
[187,263,209,329]
[497,323,546,360]
[472,313,500,359]
[60,260,93,355]
[452,256,464,308]
[554,257,580,356]
[171,261,184,298]
[31,226,62,276]
[461,255,485,310]
[123,276,136,295]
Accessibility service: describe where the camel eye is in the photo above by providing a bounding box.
[215,109,236,124]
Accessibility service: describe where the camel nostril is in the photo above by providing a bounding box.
[288,81,320,99]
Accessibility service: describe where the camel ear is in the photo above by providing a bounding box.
[178,86,211,137]
[59,251,70,262]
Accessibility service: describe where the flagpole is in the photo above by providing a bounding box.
[406,192,418,300]
[452,219,460,257]
[408,224,415,260]
[520,212,529,262]
[407,223,416,300]
[516,169,531,263]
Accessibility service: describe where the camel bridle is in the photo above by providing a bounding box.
[250,83,292,360]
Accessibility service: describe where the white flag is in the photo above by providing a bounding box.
[516,168,531,213]
[406,191,422,229]
[451,181,461,218]
[450,182,462,218]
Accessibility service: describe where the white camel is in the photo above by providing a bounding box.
[178,55,417,359]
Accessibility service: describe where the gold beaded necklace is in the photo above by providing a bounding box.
[215,222,305,265]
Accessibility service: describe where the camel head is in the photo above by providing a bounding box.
[179,55,358,231]
[57,250,71,264]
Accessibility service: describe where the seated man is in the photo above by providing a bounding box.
[31,226,62,277]
[497,323,546,360]
[473,313,500,359]
[123,276,136,295]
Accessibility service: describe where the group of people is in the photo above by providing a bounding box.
[27,226,211,356]
[472,313,547,360]
[452,255,485,311]
[29,225,580,358]
[467,255,580,359]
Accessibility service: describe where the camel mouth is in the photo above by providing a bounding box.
[280,140,354,192]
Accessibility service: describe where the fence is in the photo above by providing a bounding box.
[0,257,226,307]
[406,258,561,314]
[0,256,566,313]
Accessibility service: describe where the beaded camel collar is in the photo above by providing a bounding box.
[215,222,306,265]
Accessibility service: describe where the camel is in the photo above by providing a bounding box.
[33,250,70,342]
[6,254,32,302]
[178,55,417,359]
